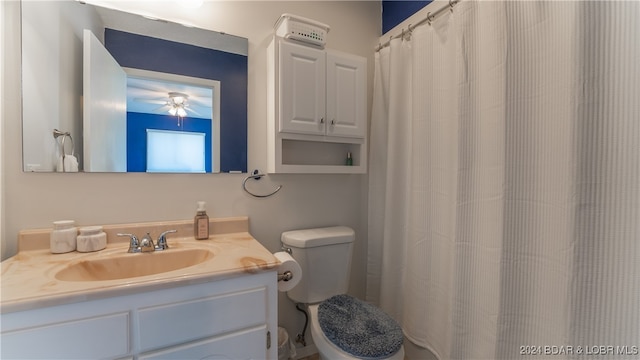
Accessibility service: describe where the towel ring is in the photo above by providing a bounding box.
[242,171,282,198]
[53,129,74,157]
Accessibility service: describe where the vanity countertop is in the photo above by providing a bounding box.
[1,217,279,314]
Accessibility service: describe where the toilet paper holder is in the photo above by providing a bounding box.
[278,246,295,281]
[278,270,294,282]
[281,245,292,255]
[274,249,300,290]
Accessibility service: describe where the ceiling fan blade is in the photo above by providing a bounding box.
[188,98,212,108]
[152,104,171,112]
[133,98,168,105]
[185,106,202,116]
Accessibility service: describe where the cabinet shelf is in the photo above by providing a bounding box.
[278,139,365,173]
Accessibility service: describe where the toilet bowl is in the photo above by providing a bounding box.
[281,226,405,360]
[308,302,405,360]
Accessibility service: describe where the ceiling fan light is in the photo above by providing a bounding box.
[169,107,178,116]
[177,107,187,117]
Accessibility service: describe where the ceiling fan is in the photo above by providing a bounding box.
[127,76,214,126]
[135,92,201,117]
[133,91,211,126]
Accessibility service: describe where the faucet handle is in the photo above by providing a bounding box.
[117,233,140,253]
[140,232,155,252]
[156,230,177,251]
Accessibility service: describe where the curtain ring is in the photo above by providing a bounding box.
[449,0,455,12]
[427,12,432,26]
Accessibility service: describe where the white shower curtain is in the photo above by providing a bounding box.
[367,1,640,359]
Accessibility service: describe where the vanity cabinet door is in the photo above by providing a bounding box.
[139,325,267,360]
[137,286,267,352]
[1,311,130,359]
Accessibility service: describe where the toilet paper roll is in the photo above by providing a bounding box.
[274,251,302,292]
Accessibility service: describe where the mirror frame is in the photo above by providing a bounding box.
[21,1,248,173]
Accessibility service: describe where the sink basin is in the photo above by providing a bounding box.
[55,248,214,281]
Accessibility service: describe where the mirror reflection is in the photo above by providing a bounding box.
[21,1,248,173]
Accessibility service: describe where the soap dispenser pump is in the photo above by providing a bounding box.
[194,201,210,240]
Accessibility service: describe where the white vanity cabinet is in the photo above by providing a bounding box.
[268,37,367,173]
[1,271,277,359]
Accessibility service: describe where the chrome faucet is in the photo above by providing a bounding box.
[155,230,177,251]
[117,233,141,253]
[139,232,155,252]
[117,230,178,253]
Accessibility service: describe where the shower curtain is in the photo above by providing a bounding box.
[367,1,640,359]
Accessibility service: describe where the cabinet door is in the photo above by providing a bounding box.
[1,312,130,359]
[279,41,326,135]
[137,287,267,352]
[140,325,267,360]
[326,51,367,138]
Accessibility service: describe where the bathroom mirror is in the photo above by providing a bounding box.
[21,1,248,173]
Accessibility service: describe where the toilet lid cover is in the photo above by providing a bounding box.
[318,294,403,360]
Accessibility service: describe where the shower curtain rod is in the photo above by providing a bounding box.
[375,0,460,52]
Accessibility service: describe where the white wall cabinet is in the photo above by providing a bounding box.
[278,41,326,136]
[268,37,367,173]
[1,271,277,359]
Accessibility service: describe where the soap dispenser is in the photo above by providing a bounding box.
[194,201,210,240]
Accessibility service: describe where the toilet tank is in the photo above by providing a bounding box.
[281,226,354,304]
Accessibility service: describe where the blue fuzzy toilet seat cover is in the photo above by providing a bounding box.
[317,294,403,360]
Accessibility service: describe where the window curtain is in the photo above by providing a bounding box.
[367,1,640,359]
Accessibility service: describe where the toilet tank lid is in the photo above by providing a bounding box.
[281,226,354,248]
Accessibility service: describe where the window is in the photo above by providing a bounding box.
[146,129,205,173]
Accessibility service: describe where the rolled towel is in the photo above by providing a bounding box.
[56,155,79,172]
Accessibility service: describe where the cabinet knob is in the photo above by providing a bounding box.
[331,119,335,125]
[320,118,324,124]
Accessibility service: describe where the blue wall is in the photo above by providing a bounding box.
[105,29,247,173]
[382,0,432,34]
[126,113,212,173]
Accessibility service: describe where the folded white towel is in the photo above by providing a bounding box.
[56,155,79,172]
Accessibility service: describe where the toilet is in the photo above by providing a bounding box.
[282,226,404,360]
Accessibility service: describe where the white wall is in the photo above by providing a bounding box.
[1,0,380,353]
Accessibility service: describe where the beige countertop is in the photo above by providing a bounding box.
[1,217,280,314]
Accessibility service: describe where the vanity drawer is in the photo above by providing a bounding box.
[138,286,267,351]
[1,312,130,359]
